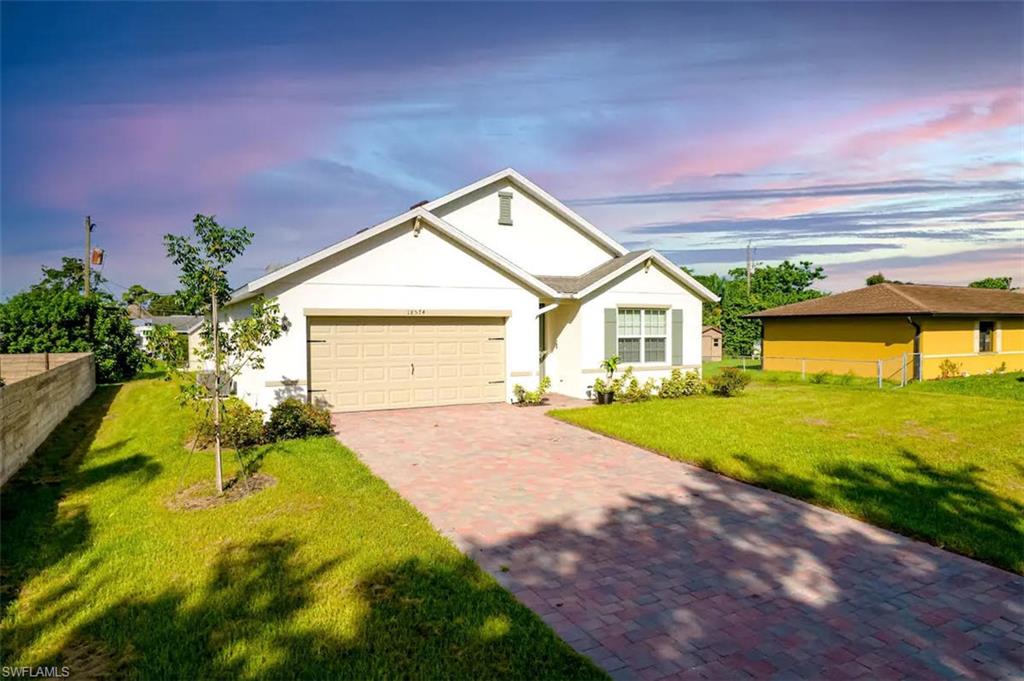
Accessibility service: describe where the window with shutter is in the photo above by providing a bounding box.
[616,308,667,363]
[498,192,513,225]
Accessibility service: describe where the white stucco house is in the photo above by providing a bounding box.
[225,169,718,412]
[131,315,206,371]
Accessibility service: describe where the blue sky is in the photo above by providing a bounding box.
[2,1,1022,297]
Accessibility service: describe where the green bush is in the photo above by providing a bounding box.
[658,369,705,398]
[836,371,856,385]
[512,375,552,405]
[939,358,963,380]
[0,256,147,384]
[809,370,830,384]
[707,366,751,397]
[614,367,655,402]
[265,398,333,441]
[192,397,265,449]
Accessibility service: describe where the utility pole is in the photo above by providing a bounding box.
[84,216,94,296]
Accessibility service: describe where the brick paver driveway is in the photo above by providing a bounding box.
[334,398,1023,680]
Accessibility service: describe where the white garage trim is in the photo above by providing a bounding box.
[307,315,507,412]
[304,308,512,318]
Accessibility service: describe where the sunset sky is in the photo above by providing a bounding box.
[2,2,1022,297]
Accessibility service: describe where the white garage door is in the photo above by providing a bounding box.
[308,316,506,412]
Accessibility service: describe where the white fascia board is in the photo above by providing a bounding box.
[573,250,720,303]
[229,208,561,305]
[649,251,720,302]
[536,302,560,317]
[228,207,427,305]
[422,168,629,257]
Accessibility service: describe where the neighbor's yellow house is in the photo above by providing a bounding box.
[747,283,1024,381]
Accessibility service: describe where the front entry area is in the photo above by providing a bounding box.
[307,315,506,412]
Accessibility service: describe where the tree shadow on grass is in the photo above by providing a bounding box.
[463,478,1023,680]
[725,448,1024,573]
[1,385,162,618]
[10,538,601,679]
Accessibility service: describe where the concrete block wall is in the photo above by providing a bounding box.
[0,353,85,384]
[1,353,96,485]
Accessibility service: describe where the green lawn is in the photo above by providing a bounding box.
[905,371,1024,401]
[0,378,603,679]
[703,359,891,390]
[551,381,1024,574]
[705,361,1024,398]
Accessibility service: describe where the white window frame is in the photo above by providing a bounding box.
[978,320,995,353]
[617,308,667,364]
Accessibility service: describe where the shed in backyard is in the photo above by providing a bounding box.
[702,326,723,361]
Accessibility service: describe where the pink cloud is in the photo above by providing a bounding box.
[648,87,1022,189]
[842,95,1023,159]
[11,98,336,213]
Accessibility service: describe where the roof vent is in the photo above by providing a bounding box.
[498,192,513,226]
[409,199,428,210]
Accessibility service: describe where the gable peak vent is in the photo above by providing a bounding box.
[498,191,513,226]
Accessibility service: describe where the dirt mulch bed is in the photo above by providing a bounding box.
[167,473,277,512]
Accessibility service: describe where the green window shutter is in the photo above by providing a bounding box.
[671,309,683,365]
[604,308,617,360]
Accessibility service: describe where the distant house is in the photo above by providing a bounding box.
[746,283,1024,380]
[702,326,723,361]
[131,315,205,370]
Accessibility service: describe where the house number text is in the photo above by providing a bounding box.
[407,309,427,315]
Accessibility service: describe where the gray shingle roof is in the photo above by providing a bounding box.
[132,315,204,332]
[536,251,650,294]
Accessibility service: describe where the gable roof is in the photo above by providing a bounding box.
[538,250,719,302]
[228,169,716,305]
[537,251,650,294]
[423,168,629,258]
[229,208,561,304]
[131,315,204,333]
[747,283,1024,318]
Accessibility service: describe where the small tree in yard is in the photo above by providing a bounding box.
[159,215,284,494]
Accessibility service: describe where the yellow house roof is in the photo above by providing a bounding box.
[747,283,1024,318]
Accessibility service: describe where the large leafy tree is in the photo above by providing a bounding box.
[39,256,107,294]
[0,258,145,382]
[690,261,826,356]
[121,283,154,307]
[969,277,1012,290]
[121,284,196,315]
[693,273,726,327]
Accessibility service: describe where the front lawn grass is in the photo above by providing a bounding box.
[1,377,603,679]
[905,371,1024,401]
[551,382,1024,574]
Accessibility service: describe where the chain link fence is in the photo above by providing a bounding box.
[725,350,1022,388]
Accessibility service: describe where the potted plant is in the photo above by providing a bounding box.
[594,355,620,404]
